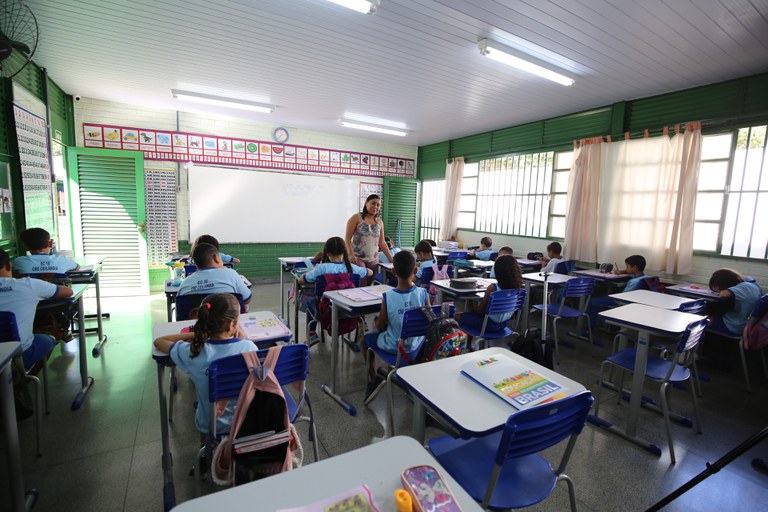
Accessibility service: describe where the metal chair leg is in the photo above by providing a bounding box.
[42,358,50,414]
[659,382,676,464]
[739,341,751,393]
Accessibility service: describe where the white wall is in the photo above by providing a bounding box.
[73,97,418,241]
[456,229,768,288]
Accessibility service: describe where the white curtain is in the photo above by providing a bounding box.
[439,157,464,241]
[564,137,603,262]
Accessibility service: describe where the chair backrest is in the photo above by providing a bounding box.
[184,264,197,277]
[486,289,527,317]
[206,344,310,402]
[419,265,453,287]
[400,304,456,339]
[489,252,499,261]
[554,260,575,275]
[638,276,661,292]
[175,293,245,320]
[672,318,710,370]
[677,299,707,315]
[496,390,593,463]
[315,273,360,298]
[0,311,20,342]
[447,251,468,262]
[562,277,595,299]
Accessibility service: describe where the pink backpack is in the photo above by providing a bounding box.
[743,295,768,351]
[212,347,302,486]
[428,264,451,296]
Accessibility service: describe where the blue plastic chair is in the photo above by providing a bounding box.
[595,318,709,463]
[533,277,595,364]
[447,251,468,264]
[175,293,246,321]
[459,289,526,350]
[418,265,453,294]
[365,304,455,435]
[194,344,319,492]
[429,390,594,511]
[489,252,499,261]
[0,311,50,457]
[554,260,575,275]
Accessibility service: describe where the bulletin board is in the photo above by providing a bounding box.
[188,165,383,243]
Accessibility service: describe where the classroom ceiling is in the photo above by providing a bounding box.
[20,0,768,146]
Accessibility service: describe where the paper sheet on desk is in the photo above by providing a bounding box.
[337,286,388,302]
[276,484,379,512]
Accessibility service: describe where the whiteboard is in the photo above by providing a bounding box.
[188,166,382,243]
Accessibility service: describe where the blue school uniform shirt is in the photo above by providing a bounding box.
[624,273,647,292]
[378,247,400,263]
[474,249,493,261]
[377,285,429,353]
[415,258,437,280]
[177,267,252,301]
[13,254,78,275]
[541,257,564,274]
[0,277,59,351]
[722,279,762,335]
[170,338,256,433]
[220,252,235,264]
[302,261,368,283]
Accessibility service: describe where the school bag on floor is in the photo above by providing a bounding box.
[212,347,302,486]
[428,264,451,296]
[407,303,468,364]
[509,328,554,370]
[743,295,768,351]
[317,273,361,335]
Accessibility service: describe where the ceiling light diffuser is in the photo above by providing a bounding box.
[172,89,274,113]
[340,120,407,137]
[477,38,575,87]
[325,0,379,15]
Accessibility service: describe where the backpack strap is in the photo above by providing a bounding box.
[420,305,438,322]
[440,301,451,319]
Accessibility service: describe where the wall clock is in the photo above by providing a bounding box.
[273,127,289,144]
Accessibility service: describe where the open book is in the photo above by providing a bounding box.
[239,311,291,341]
[460,353,566,411]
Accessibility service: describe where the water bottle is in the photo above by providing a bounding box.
[173,261,185,280]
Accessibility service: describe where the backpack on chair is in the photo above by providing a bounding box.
[212,347,302,486]
[427,264,451,296]
[743,295,768,351]
[412,303,468,363]
[317,273,361,336]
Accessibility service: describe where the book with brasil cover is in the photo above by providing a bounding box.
[460,353,567,410]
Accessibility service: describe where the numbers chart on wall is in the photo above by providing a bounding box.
[144,168,177,265]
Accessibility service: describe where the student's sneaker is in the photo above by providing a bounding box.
[364,375,386,404]
[307,320,320,346]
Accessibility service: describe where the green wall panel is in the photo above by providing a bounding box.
[491,122,543,154]
[418,141,450,180]
[543,107,612,146]
[450,132,492,159]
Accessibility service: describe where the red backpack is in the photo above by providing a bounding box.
[317,273,362,335]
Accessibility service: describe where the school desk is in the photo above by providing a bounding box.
[278,257,310,321]
[520,272,574,333]
[170,436,482,512]
[572,268,631,292]
[396,347,586,444]
[666,283,720,300]
[151,314,291,512]
[69,256,108,357]
[377,260,395,284]
[321,285,393,415]
[38,283,92,410]
[516,257,542,271]
[1,341,34,512]
[610,289,695,310]
[429,278,496,304]
[163,274,253,321]
[589,303,704,456]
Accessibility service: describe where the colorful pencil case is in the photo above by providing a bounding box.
[401,465,462,512]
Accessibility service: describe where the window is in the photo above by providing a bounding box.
[549,151,573,238]
[420,179,444,242]
[694,125,768,259]
[457,163,478,230]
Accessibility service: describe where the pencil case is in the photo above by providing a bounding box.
[401,465,462,512]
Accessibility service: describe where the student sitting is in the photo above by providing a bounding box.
[468,236,494,260]
[363,250,429,401]
[707,268,762,336]
[299,237,372,285]
[413,240,437,284]
[178,243,252,304]
[192,234,240,265]
[13,227,79,275]
[539,241,564,273]
[489,246,513,278]
[378,236,400,263]
[587,254,648,328]
[457,255,523,340]
[153,293,255,434]
[0,249,73,369]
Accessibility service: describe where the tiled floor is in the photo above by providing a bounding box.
[2,283,767,511]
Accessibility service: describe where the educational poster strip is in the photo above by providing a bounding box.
[144,168,177,265]
[15,104,56,235]
[83,123,415,178]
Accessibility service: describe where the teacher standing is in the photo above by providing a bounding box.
[346,194,393,285]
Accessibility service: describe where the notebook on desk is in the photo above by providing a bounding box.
[460,353,566,411]
[239,312,290,340]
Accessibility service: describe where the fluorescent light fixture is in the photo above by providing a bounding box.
[325,0,379,14]
[477,38,575,87]
[172,89,274,113]
[340,120,407,137]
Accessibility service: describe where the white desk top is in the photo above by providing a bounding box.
[572,269,631,281]
[397,347,586,437]
[516,258,542,266]
[666,283,720,299]
[323,285,393,311]
[170,436,482,511]
[599,303,704,335]
[0,342,21,371]
[469,259,495,268]
[278,256,309,264]
[379,261,394,270]
[609,289,694,310]
[522,272,573,284]
[430,278,496,297]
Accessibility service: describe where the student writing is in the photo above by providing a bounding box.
[0,249,73,369]
[707,268,762,336]
[299,236,372,285]
[413,240,437,284]
[363,250,429,402]
[153,293,255,434]
[178,243,252,304]
[192,234,240,264]
[468,236,494,261]
[13,227,79,276]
